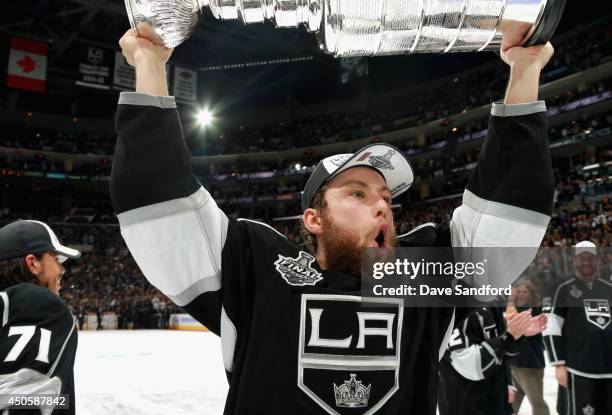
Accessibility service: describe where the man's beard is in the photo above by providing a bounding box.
[576,265,597,281]
[319,213,396,276]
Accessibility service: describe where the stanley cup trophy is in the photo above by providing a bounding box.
[124,0,566,56]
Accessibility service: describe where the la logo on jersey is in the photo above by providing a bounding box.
[275,251,323,286]
[298,294,403,415]
[584,299,611,329]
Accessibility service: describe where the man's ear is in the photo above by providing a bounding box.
[303,208,324,236]
[24,254,40,276]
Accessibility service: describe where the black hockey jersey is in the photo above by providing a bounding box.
[0,283,78,414]
[439,307,516,415]
[110,92,554,414]
[542,277,612,378]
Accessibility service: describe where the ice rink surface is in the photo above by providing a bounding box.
[75,330,559,415]
[75,330,228,415]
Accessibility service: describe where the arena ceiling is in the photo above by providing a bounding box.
[1,1,607,102]
[4,1,329,75]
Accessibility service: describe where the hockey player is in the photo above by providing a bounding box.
[543,241,612,415]
[0,220,81,414]
[438,307,547,415]
[111,24,555,414]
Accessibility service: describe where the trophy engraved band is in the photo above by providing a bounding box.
[124,0,566,56]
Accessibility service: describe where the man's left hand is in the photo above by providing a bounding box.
[501,42,554,71]
[523,313,547,337]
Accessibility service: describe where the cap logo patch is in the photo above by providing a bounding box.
[368,150,395,170]
[329,154,352,166]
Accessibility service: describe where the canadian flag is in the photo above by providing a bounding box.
[7,37,48,93]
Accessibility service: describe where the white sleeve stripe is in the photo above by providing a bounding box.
[463,318,470,347]
[237,218,287,239]
[491,101,546,117]
[398,222,436,239]
[547,332,559,363]
[118,187,217,227]
[221,306,237,372]
[481,356,496,373]
[600,279,612,288]
[450,192,550,291]
[462,190,550,228]
[566,368,612,379]
[449,345,485,381]
[438,308,456,361]
[542,313,564,336]
[550,340,559,363]
[118,91,177,109]
[481,341,500,365]
[0,368,63,396]
[451,192,550,250]
[551,279,574,314]
[543,312,565,363]
[0,292,8,327]
[170,275,222,307]
[118,186,229,305]
[46,317,76,376]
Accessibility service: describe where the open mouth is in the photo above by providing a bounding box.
[375,231,385,248]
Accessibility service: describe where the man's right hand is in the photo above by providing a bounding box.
[555,365,568,388]
[506,309,533,340]
[119,24,173,67]
[118,24,173,96]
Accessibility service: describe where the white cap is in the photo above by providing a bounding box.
[302,143,414,211]
[574,241,597,257]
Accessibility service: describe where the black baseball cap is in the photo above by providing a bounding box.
[301,143,414,211]
[0,220,81,263]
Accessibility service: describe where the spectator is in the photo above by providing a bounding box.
[508,281,550,415]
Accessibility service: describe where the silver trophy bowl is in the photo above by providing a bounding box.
[124,0,566,56]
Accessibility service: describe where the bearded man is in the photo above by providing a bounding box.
[110,24,555,415]
[543,241,612,415]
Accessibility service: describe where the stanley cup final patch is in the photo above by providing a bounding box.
[354,150,396,170]
[584,299,611,330]
[367,150,395,170]
[275,251,323,286]
[298,294,403,415]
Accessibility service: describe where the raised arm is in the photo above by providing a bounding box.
[110,26,246,374]
[119,25,171,97]
[502,43,554,105]
[449,42,556,291]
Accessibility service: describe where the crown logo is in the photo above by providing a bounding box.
[368,150,395,170]
[334,373,371,408]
